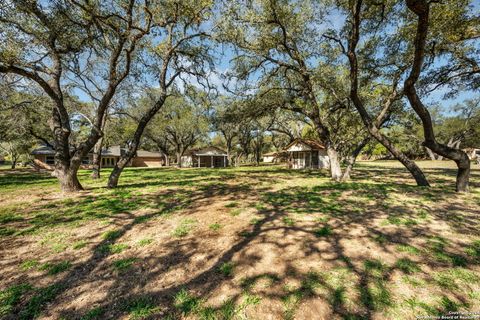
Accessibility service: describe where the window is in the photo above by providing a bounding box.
[82,157,90,165]
[46,156,55,165]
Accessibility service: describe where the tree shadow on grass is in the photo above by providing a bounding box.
[1,167,479,319]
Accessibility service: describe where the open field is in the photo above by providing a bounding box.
[0,161,479,319]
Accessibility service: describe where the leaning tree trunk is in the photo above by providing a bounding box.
[164,154,169,166]
[404,0,470,192]
[346,0,429,187]
[107,156,132,189]
[107,95,168,188]
[341,137,370,182]
[91,137,103,179]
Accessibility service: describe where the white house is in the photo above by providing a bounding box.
[181,146,228,168]
[285,139,330,169]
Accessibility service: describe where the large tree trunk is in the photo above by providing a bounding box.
[10,153,17,169]
[107,156,131,189]
[90,137,103,179]
[226,139,233,167]
[176,152,182,168]
[55,161,83,192]
[326,147,342,181]
[404,0,470,192]
[372,127,429,186]
[341,137,369,182]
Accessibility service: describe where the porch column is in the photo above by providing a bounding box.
[211,156,213,168]
[223,156,226,167]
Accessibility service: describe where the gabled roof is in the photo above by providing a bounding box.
[102,145,123,157]
[284,139,326,151]
[184,146,227,156]
[31,145,56,155]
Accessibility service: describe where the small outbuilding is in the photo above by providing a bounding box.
[262,151,288,163]
[181,147,228,168]
[285,139,330,169]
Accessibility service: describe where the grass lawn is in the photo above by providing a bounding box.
[0,161,479,319]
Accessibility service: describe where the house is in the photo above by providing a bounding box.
[31,145,165,170]
[285,139,330,169]
[0,155,4,165]
[262,151,288,163]
[181,146,228,168]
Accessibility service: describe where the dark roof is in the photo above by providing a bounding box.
[31,145,55,155]
[284,139,326,151]
[184,146,227,156]
[31,145,163,158]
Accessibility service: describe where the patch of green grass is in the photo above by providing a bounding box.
[20,259,40,271]
[314,225,332,237]
[40,261,72,275]
[225,201,239,208]
[240,274,280,290]
[282,216,295,226]
[315,216,329,223]
[385,216,418,226]
[395,258,421,274]
[50,243,68,253]
[465,240,480,258]
[172,218,196,237]
[19,284,63,320]
[80,306,104,320]
[373,234,388,244]
[73,240,88,250]
[396,244,421,255]
[249,218,261,225]
[0,283,33,317]
[208,223,222,231]
[426,236,467,266]
[137,238,153,246]
[112,258,139,272]
[174,288,200,315]
[124,296,160,320]
[217,299,236,320]
[102,229,122,241]
[0,227,16,237]
[218,262,234,277]
[229,208,242,217]
[98,243,129,255]
[0,212,24,223]
[238,230,254,237]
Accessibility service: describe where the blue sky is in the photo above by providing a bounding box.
[73,1,478,118]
